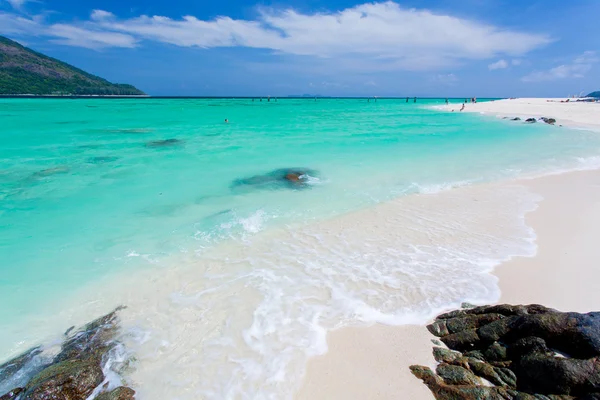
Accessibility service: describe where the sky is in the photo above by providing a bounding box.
[1,0,599,97]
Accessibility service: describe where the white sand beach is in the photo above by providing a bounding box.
[445,97,600,131]
[296,98,600,400]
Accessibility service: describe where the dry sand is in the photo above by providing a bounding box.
[445,97,600,131]
[296,99,600,400]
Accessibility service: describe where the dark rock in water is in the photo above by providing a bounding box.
[541,117,557,125]
[56,306,126,363]
[0,347,45,385]
[145,138,182,148]
[96,386,136,400]
[525,118,537,123]
[22,359,104,399]
[231,168,319,191]
[0,307,135,400]
[411,304,600,399]
[0,388,24,399]
[511,117,521,121]
[87,156,120,164]
[30,166,70,178]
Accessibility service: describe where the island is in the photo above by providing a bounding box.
[0,35,145,96]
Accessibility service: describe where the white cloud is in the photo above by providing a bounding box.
[522,51,598,82]
[511,59,522,66]
[0,2,552,66]
[6,0,29,9]
[90,10,115,22]
[488,59,508,70]
[0,12,40,35]
[47,24,137,49]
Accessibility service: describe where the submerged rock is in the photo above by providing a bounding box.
[145,138,183,148]
[30,166,70,178]
[87,156,120,164]
[411,304,600,399]
[231,168,319,191]
[511,117,521,121]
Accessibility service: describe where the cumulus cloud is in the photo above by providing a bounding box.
[488,59,508,70]
[90,10,115,22]
[522,51,598,82]
[0,1,552,65]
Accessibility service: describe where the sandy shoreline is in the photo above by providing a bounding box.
[297,99,600,399]
[444,97,600,131]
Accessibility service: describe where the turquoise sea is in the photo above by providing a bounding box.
[1,98,600,398]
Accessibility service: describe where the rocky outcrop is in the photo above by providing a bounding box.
[525,118,537,123]
[541,117,557,125]
[95,387,136,400]
[0,307,135,400]
[231,168,319,191]
[411,304,600,399]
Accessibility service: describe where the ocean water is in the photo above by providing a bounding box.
[1,98,600,398]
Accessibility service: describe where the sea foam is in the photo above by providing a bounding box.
[58,181,540,400]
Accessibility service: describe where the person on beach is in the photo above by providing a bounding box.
[406,97,409,103]
[445,98,449,105]
[460,104,465,112]
[414,97,416,103]
[224,119,229,123]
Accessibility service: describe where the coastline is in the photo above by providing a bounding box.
[296,99,600,399]
[3,97,600,399]
[441,97,600,131]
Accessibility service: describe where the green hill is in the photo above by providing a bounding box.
[0,36,145,96]
[586,91,600,98]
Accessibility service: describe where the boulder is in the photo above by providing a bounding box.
[412,304,600,399]
[511,117,522,121]
[515,355,600,395]
[541,117,557,125]
[525,118,537,123]
[436,363,480,385]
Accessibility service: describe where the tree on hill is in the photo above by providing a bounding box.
[0,35,145,96]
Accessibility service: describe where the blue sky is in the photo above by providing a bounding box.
[1,0,599,96]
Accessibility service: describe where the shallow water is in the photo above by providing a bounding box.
[1,98,600,398]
